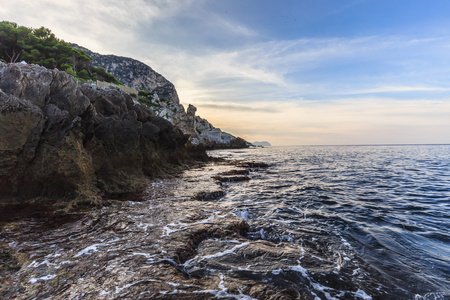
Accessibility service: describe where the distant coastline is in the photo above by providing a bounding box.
[253,141,271,147]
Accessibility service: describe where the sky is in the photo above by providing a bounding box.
[1,0,450,145]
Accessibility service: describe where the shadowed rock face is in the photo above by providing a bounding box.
[0,62,206,201]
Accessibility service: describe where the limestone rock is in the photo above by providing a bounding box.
[0,62,204,201]
[72,44,180,104]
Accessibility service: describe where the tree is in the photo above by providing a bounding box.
[0,21,121,84]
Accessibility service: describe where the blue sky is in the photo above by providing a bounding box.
[2,0,450,145]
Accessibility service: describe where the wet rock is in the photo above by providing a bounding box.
[212,175,250,183]
[238,161,270,170]
[192,190,226,201]
[0,242,22,274]
[218,169,250,176]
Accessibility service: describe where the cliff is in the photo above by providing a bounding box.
[74,45,180,105]
[0,62,206,202]
[73,45,249,149]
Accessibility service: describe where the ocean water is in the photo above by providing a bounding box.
[3,144,449,299]
[209,145,450,298]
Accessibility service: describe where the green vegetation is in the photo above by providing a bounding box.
[0,21,120,84]
[137,91,162,110]
[90,66,121,85]
[137,96,153,106]
[138,90,151,96]
[137,96,159,109]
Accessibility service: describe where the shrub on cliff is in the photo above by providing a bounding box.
[138,90,151,96]
[91,66,121,85]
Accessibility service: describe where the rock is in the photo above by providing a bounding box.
[218,169,250,176]
[238,161,269,169]
[212,175,250,183]
[0,242,22,275]
[186,104,197,117]
[192,190,226,201]
[0,62,205,202]
[72,44,180,104]
[190,112,250,149]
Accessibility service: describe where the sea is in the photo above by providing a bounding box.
[208,144,450,299]
[2,144,449,299]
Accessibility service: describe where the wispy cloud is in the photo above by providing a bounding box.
[198,102,280,113]
[342,85,450,95]
[140,34,450,106]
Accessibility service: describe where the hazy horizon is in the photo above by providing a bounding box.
[2,0,449,146]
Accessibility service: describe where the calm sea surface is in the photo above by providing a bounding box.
[209,145,450,298]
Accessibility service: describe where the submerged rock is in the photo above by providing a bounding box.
[192,190,226,201]
[212,175,250,183]
[219,169,250,176]
[238,161,269,169]
[0,62,205,202]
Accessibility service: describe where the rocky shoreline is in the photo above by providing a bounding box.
[0,159,303,299]
[0,62,281,298]
[1,62,412,299]
[0,62,207,206]
[0,61,309,299]
[0,154,423,299]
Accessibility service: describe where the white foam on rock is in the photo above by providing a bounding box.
[201,242,250,260]
[193,274,257,300]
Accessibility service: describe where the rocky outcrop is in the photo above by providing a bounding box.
[189,109,250,149]
[0,62,205,201]
[73,45,249,149]
[141,98,249,149]
[72,45,180,104]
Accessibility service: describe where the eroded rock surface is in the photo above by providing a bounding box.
[0,62,204,201]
